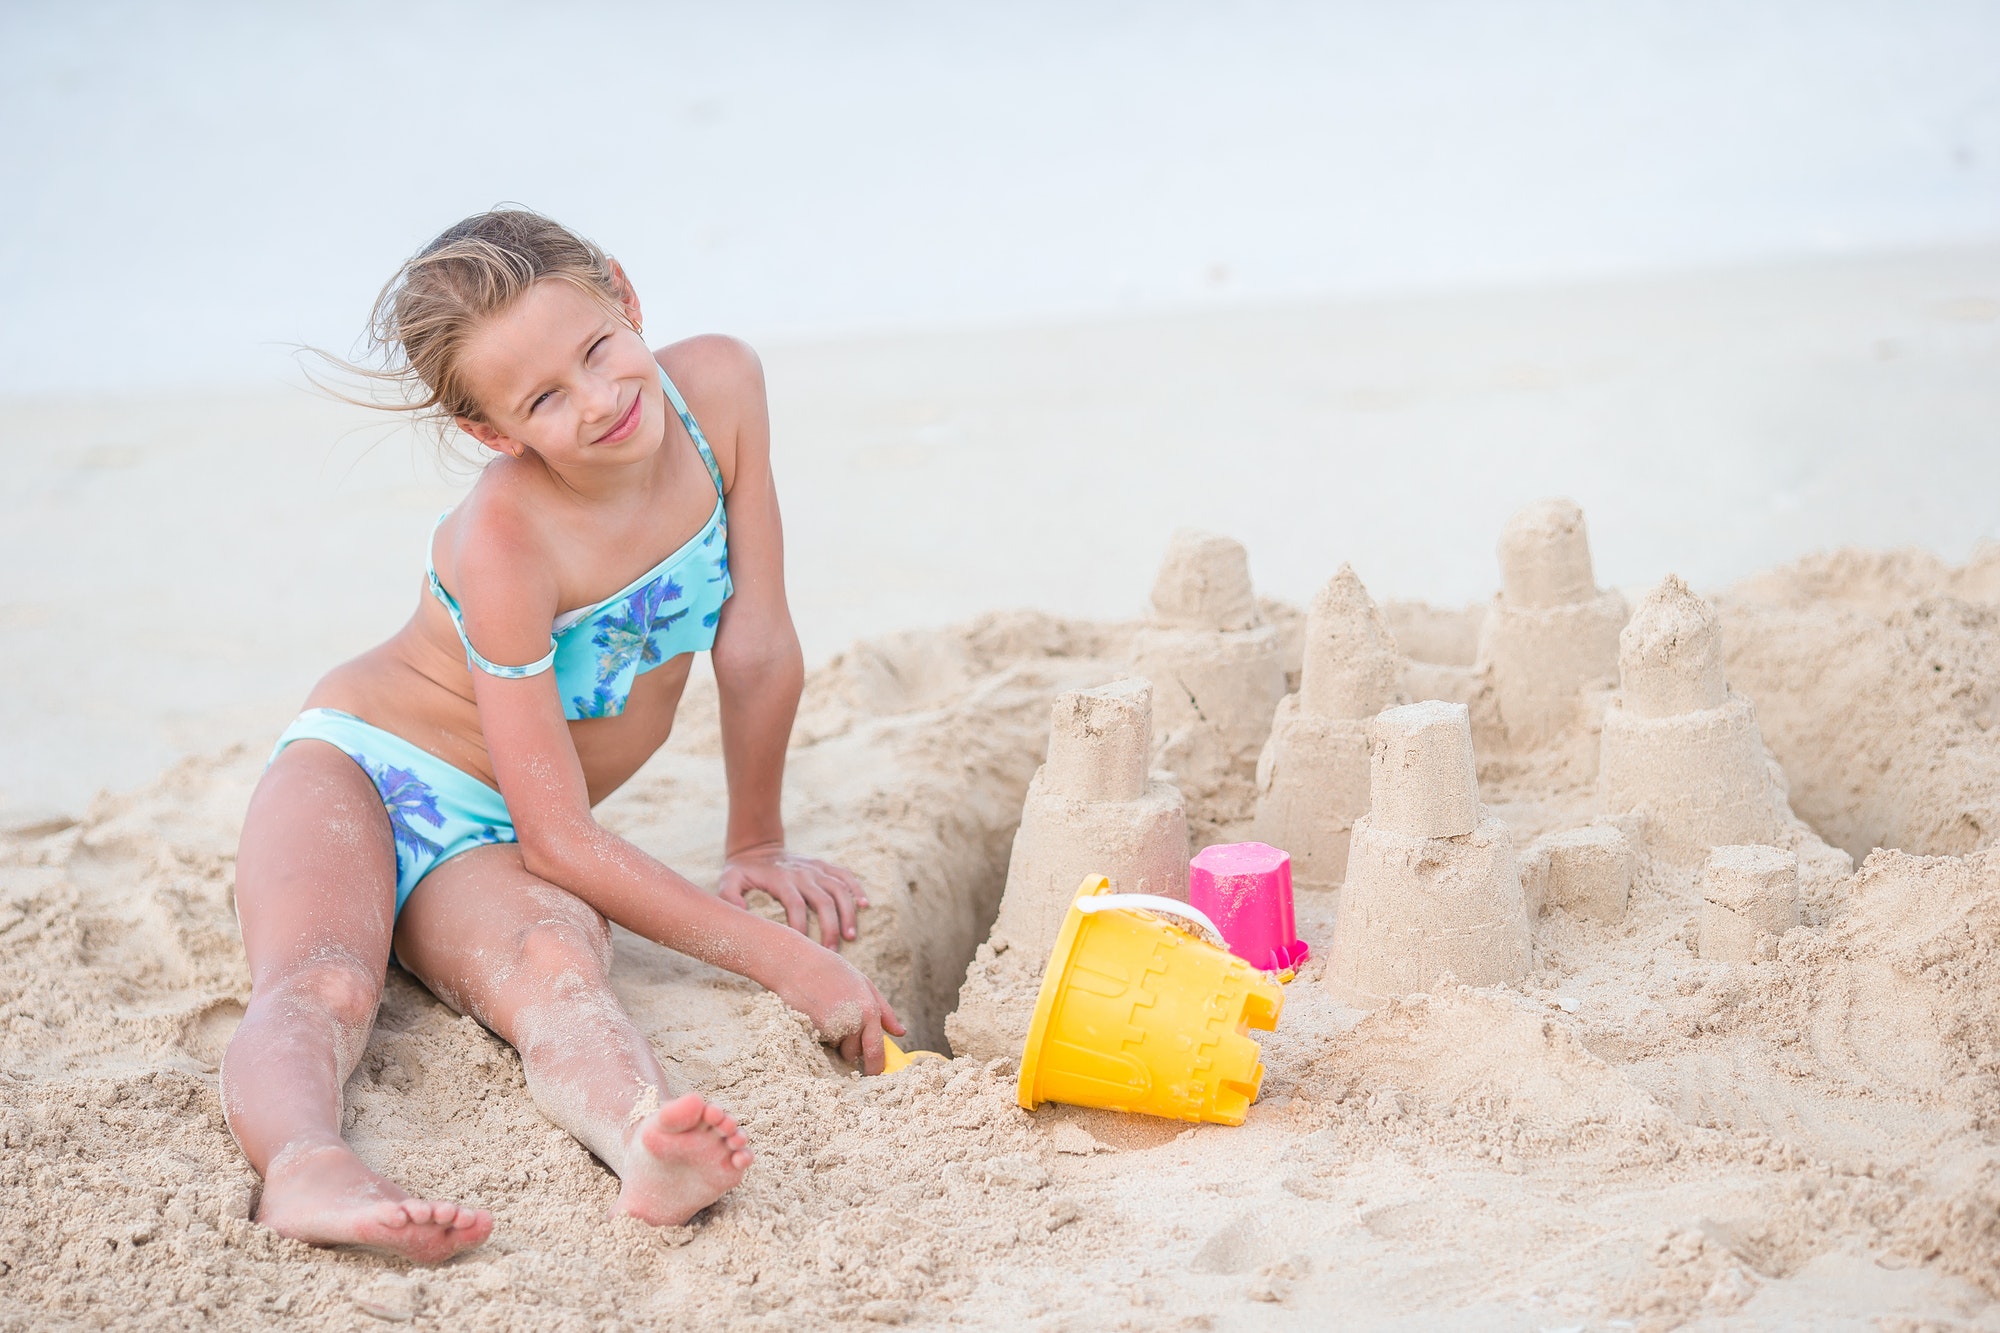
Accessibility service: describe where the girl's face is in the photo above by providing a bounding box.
[453,272,662,471]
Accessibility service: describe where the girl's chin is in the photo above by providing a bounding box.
[564,428,667,466]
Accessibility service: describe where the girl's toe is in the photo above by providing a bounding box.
[658,1093,708,1133]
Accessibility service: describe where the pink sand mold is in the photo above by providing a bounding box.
[1189,841,1310,976]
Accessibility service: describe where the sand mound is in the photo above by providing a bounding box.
[1311,984,1666,1130]
[1721,547,2000,860]
[7,549,2000,1328]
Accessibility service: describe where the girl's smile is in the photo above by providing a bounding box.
[594,389,644,446]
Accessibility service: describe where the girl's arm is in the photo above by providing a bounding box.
[697,340,871,948]
[472,654,904,1072]
[447,468,903,1073]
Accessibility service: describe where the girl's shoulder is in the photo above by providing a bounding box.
[655,331,762,390]
[441,465,559,593]
[654,335,767,489]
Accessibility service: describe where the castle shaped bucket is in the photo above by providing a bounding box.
[1189,841,1310,977]
[1017,876,1284,1125]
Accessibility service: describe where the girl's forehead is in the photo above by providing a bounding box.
[458,281,611,406]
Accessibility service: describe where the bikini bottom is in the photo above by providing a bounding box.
[269,708,517,917]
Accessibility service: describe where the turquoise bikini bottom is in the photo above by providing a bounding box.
[270,708,517,917]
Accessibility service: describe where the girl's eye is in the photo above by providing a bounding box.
[587,336,610,359]
[530,391,554,411]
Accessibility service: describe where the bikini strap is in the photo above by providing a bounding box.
[424,511,558,679]
[658,366,727,499]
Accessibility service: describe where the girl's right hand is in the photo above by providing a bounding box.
[774,939,906,1074]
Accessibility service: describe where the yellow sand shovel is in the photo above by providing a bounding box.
[880,1036,944,1073]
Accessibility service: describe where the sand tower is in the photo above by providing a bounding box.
[1251,565,1405,889]
[1130,532,1288,830]
[1326,701,1531,1006]
[1477,499,1628,747]
[1598,576,1780,865]
[988,678,1189,961]
[1524,823,1635,924]
[947,678,1189,1061]
[1698,845,1800,962]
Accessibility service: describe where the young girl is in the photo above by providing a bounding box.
[226,209,903,1263]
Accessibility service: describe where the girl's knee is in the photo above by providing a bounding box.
[512,913,613,982]
[257,956,383,1031]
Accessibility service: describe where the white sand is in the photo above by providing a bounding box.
[5,541,2000,1328]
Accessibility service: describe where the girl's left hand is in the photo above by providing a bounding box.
[718,845,870,948]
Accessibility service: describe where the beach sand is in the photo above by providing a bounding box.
[4,248,2000,1329]
[6,547,2000,1329]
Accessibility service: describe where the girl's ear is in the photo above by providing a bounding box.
[456,416,526,459]
[609,258,644,338]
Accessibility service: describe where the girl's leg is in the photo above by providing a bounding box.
[225,741,493,1261]
[394,846,752,1225]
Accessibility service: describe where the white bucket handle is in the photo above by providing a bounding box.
[1075,893,1226,948]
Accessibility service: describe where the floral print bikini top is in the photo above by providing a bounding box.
[426,366,733,720]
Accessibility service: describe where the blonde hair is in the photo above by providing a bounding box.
[318,208,631,435]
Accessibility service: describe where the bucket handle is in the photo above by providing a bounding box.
[1075,893,1226,948]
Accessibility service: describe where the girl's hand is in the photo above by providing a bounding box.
[773,939,907,1073]
[719,845,870,948]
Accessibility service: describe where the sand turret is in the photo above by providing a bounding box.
[1523,823,1635,924]
[1130,531,1287,836]
[1616,573,1727,717]
[988,678,1187,959]
[1148,530,1261,632]
[1598,576,1779,864]
[1251,566,1405,887]
[947,678,1189,1060]
[1326,701,1530,1006]
[1477,499,1628,747]
[1698,845,1800,961]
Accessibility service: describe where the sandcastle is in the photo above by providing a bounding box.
[1326,700,1531,1006]
[1598,575,1782,864]
[1130,531,1287,835]
[1251,565,1404,889]
[946,677,1189,1061]
[1477,498,1628,747]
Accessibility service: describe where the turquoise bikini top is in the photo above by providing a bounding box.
[427,366,733,720]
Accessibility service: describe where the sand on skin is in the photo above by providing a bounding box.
[4,547,2000,1329]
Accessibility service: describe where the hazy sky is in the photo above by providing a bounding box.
[4,0,1998,393]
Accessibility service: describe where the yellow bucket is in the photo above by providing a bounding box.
[1017,876,1284,1125]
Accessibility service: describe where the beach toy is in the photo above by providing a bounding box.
[1017,876,1283,1125]
[1189,841,1310,978]
[879,1036,944,1073]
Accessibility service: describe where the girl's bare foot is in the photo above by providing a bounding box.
[256,1141,493,1263]
[612,1093,753,1225]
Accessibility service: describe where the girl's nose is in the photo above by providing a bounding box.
[579,372,621,422]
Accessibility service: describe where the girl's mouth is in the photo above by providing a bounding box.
[595,390,644,445]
